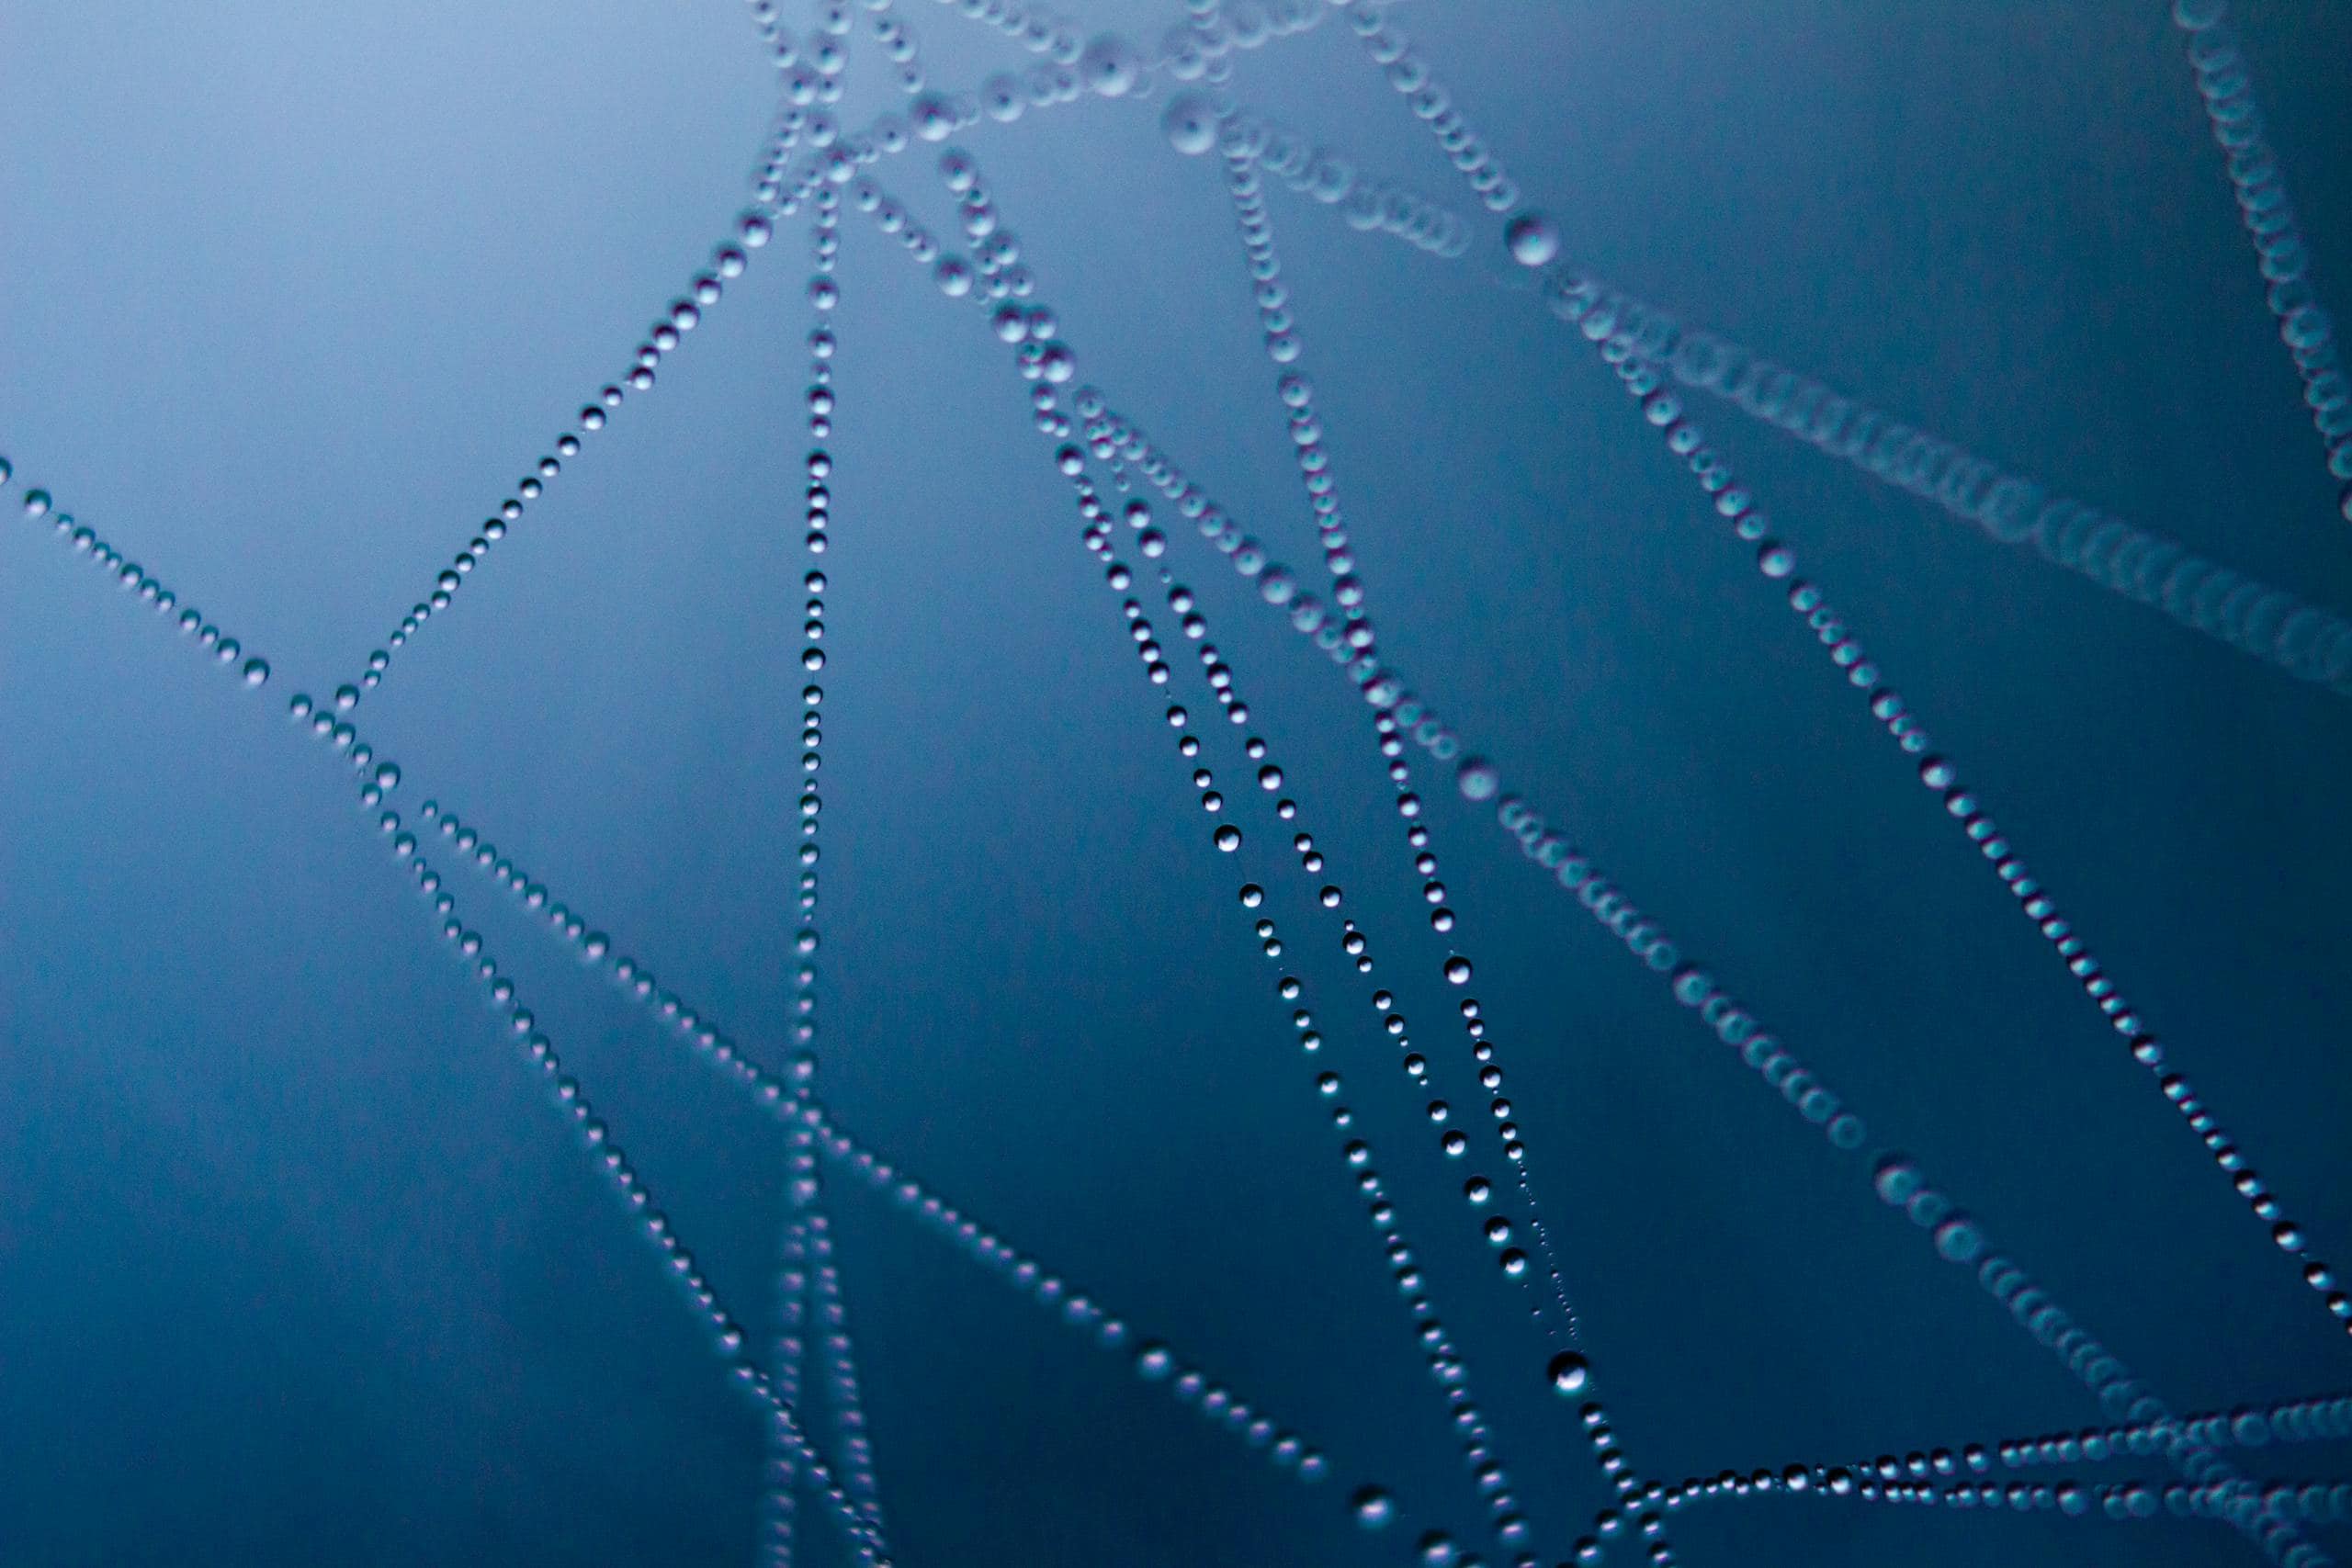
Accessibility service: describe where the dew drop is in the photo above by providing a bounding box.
[1549,1350,1590,1394]
[1080,33,1143,97]
[1163,92,1222,155]
[1351,1485,1395,1528]
[1444,956,1472,985]
[982,73,1026,122]
[241,658,270,687]
[1873,1155,1923,1206]
[1504,211,1560,267]
[1457,756,1500,801]
[912,94,956,141]
[1933,1213,1986,1264]
[1215,824,1242,852]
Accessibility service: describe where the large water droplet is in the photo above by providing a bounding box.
[1080,33,1142,97]
[912,94,956,141]
[1549,1350,1589,1393]
[1505,211,1560,267]
[1162,92,1221,155]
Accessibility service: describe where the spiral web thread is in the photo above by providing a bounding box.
[5,0,2350,1564]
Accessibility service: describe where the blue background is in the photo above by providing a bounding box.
[2,1,2348,1564]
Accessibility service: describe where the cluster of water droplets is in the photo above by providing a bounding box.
[1338,1,1518,219]
[1528,276,2352,1341]
[355,118,807,703]
[839,138,1634,1566]
[7,462,272,691]
[759,169,879,1568]
[390,728,1348,1532]
[1555,277,2352,698]
[0,450,894,1561]
[2168,0,2350,505]
[1158,92,1470,257]
[1626,1391,2352,1530]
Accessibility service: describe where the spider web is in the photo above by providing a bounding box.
[2,0,2349,1565]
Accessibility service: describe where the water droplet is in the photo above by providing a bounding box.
[1080,33,1142,97]
[1163,92,1221,155]
[241,658,270,687]
[1456,757,1500,801]
[1933,1214,1985,1264]
[1444,956,1472,985]
[913,94,956,141]
[24,489,51,519]
[1504,211,1560,267]
[1351,1485,1395,1528]
[1549,1350,1589,1394]
[740,211,773,248]
[982,73,1026,121]
[1215,824,1242,852]
[1873,1156,1923,1206]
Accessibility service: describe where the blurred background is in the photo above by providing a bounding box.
[2,1,2348,1564]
